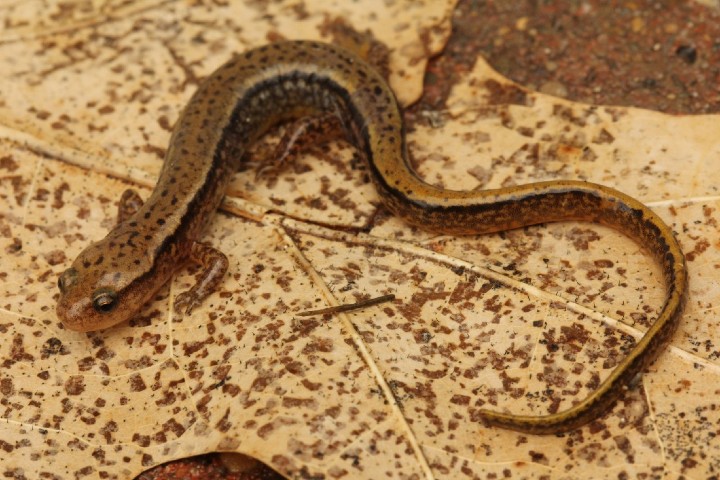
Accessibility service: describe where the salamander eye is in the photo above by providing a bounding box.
[58,268,78,293]
[92,288,118,314]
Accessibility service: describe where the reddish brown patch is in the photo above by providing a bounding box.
[64,375,85,395]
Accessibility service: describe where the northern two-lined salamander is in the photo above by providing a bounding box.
[56,40,687,434]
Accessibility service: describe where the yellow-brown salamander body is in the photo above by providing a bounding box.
[56,41,687,434]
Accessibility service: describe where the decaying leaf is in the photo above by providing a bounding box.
[1,1,719,479]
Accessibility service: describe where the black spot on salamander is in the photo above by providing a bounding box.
[171,196,178,205]
[94,255,104,265]
[83,260,91,268]
[129,221,137,227]
[665,251,675,265]
[134,259,141,265]
[161,189,168,197]
[373,86,383,96]
[196,136,204,144]
[181,148,189,155]
[144,235,152,240]
[144,212,151,219]
[157,218,166,226]
[244,51,254,60]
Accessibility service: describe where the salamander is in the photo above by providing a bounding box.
[56,40,687,434]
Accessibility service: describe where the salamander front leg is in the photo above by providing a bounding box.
[173,242,229,315]
[117,189,144,225]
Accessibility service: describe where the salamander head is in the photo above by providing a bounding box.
[56,235,158,332]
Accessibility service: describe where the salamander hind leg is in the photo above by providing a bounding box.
[117,189,144,225]
[254,114,341,181]
[173,242,229,315]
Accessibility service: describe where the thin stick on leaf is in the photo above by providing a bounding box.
[297,294,396,317]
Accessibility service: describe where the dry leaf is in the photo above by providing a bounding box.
[1,1,719,479]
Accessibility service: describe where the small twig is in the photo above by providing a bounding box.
[297,294,396,317]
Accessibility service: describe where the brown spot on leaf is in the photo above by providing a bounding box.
[129,374,147,392]
[566,227,601,250]
[484,79,528,105]
[64,376,85,395]
[41,337,67,358]
[282,397,317,409]
[0,378,13,396]
[0,155,19,172]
